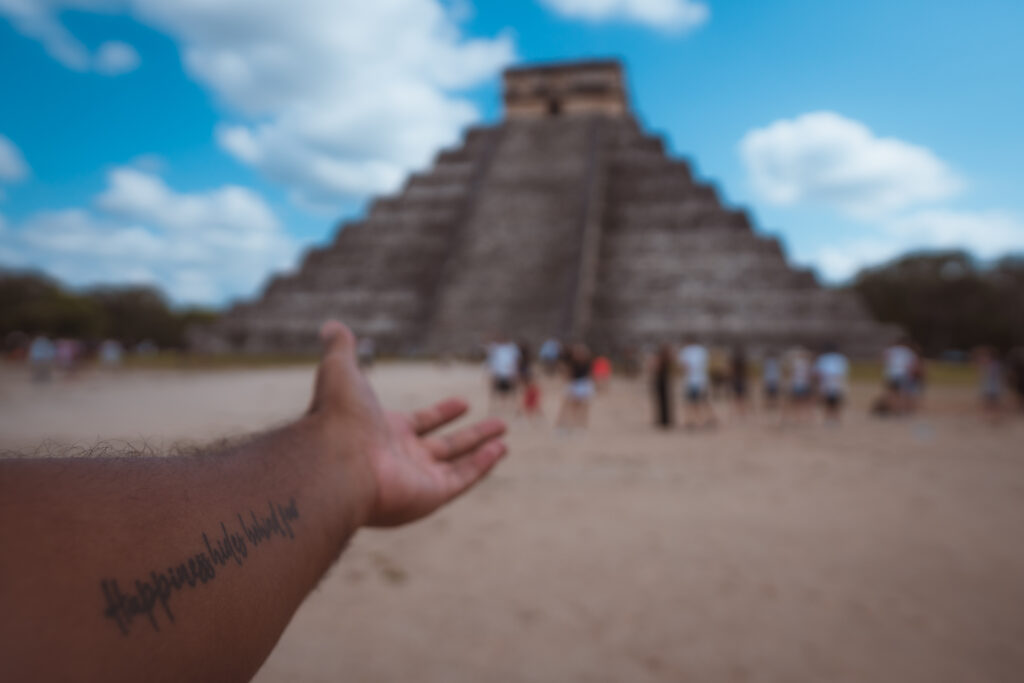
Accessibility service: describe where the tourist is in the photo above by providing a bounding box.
[678,338,716,429]
[730,346,750,418]
[907,342,927,410]
[761,349,782,411]
[357,336,376,369]
[1008,346,1024,411]
[27,334,56,383]
[709,346,729,400]
[517,340,542,419]
[538,338,561,376]
[650,344,674,429]
[976,346,1005,424]
[883,337,917,415]
[815,344,849,424]
[785,346,814,422]
[0,320,508,681]
[135,339,158,356]
[592,354,612,392]
[99,339,124,369]
[486,334,520,414]
[556,343,595,431]
[521,378,542,419]
[55,338,81,376]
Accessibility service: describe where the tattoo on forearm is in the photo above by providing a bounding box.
[100,497,300,635]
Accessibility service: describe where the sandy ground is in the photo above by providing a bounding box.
[2,362,1024,682]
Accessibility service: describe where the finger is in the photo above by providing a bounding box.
[309,320,356,414]
[409,398,468,436]
[443,439,508,499]
[425,418,506,461]
[320,319,355,360]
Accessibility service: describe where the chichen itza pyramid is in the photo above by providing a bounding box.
[194,60,892,356]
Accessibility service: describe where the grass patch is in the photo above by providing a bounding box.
[849,361,975,386]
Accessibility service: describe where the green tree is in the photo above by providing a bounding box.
[852,250,1024,354]
[0,270,219,350]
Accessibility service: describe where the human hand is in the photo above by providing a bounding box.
[308,321,508,527]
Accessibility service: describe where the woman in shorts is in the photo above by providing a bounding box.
[557,343,594,431]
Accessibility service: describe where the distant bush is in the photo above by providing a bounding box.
[0,270,219,350]
[851,250,1024,355]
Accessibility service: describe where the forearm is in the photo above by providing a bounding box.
[0,415,370,682]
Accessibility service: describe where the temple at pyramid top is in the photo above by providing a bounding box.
[193,60,894,357]
[503,60,630,119]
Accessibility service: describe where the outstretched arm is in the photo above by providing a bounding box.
[0,321,507,682]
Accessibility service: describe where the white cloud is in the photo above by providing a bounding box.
[740,111,963,218]
[95,40,140,75]
[0,0,96,71]
[0,0,141,74]
[1,0,516,208]
[539,0,709,32]
[0,134,29,182]
[813,210,1024,281]
[97,167,280,239]
[740,112,1023,280]
[0,168,297,304]
[886,209,1024,257]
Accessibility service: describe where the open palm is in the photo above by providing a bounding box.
[309,321,508,527]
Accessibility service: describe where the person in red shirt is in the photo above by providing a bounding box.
[592,355,612,392]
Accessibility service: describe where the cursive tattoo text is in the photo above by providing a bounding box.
[99,497,300,635]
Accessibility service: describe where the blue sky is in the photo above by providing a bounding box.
[1,0,1022,306]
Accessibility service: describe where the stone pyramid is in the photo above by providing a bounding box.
[195,60,892,356]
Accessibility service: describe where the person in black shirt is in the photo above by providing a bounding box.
[556,343,594,431]
[651,344,674,428]
[730,346,749,418]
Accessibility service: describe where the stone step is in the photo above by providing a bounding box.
[607,177,698,201]
[365,204,460,224]
[599,229,781,252]
[608,205,750,231]
[401,183,469,202]
[369,191,465,213]
[594,285,847,307]
[607,148,677,167]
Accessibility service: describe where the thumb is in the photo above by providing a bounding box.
[320,319,356,360]
[308,320,357,415]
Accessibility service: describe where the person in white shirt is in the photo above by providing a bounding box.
[815,344,849,423]
[99,339,123,368]
[538,338,561,376]
[677,338,716,428]
[487,336,521,413]
[761,350,782,410]
[784,347,814,423]
[883,338,917,414]
[28,335,56,383]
